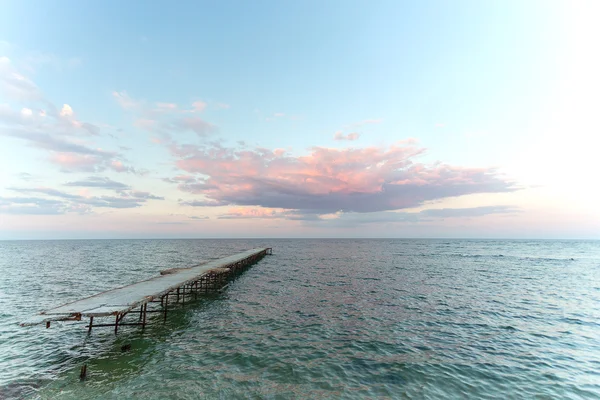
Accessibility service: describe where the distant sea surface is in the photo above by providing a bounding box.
[0,239,599,399]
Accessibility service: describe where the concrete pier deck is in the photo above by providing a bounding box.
[23,247,272,332]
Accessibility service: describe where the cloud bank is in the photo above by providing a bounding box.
[168,141,516,216]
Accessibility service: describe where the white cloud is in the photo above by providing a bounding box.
[60,104,74,118]
[112,91,140,110]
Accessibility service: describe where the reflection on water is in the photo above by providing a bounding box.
[1,239,599,399]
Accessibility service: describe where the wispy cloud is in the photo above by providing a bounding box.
[0,196,66,215]
[64,176,130,190]
[420,205,519,218]
[0,63,137,174]
[112,91,141,111]
[191,101,206,112]
[208,205,518,224]
[130,191,165,200]
[113,91,216,137]
[332,119,381,141]
[333,131,360,141]
[5,186,165,214]
[0,56,43,101]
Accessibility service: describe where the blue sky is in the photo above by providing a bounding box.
[0,1,598,239]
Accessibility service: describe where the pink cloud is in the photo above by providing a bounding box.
[110,160,137,174]
[221,207,281,218]
[167,141,516,214]
[49,153,103,172]
[191,101,206,112]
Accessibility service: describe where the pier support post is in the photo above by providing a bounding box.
[142,303,147,330]
[163,294,168,323]
[88,317,94,334]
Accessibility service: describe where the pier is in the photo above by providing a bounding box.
[22,248,272,333]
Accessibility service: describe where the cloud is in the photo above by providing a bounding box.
[15,172,36,181]
[130,191,165,200]
[180,199,229,207]
[218,207,282,219]
[59,104,74,118]
[0,63,134,173]
[167,141,516,216]
[0,56,42,101]
[64,176,130,190]
[155,102,177,113]
[420,205,519,218]
[333,131,360,141]
[348,119,382,129]
[189,215,209,220]
[332,119,380,141]
[112,91,140,111]
[217,207,317,220]
[311,206,520,227]
[8,186,165,211]
[191,101,206,112]
[163,174,196,184]
[0,196,66,215]
[113,91,217,138]
[213,205,519,225]
[110,160,138,174]
[175,117,215,136]
[1,124,112,155]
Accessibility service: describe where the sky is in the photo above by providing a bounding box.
[0,0,599,239]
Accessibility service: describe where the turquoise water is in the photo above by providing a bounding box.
[1,239,599,399]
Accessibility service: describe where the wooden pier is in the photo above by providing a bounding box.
[22,248,272,333]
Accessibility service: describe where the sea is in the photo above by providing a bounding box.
[0,239,599,399]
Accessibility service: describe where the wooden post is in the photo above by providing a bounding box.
[114,314,119,335]
[142,303,147,330]
[88,316,94,334]
[163,293,168,323]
